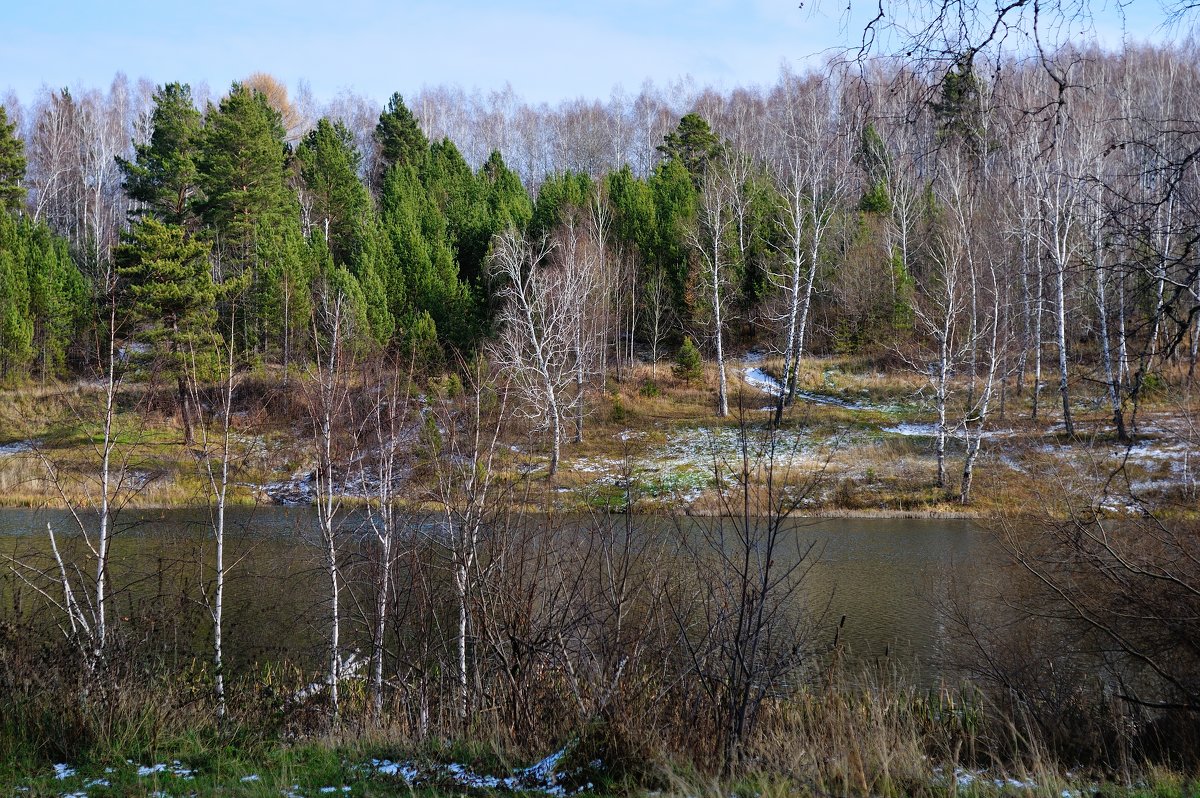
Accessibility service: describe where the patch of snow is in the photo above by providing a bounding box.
[883,422,940,438]
[572,457,623,474]
[365,745,590,796]
[240,773,261,782]
[135,761,193,779]
[743,367,784,397]
[84,778,110,787]
[367,758,420,782]
[53,764,76,780]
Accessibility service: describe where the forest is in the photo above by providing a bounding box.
[1,36,1200,798]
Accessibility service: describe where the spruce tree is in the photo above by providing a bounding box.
[0,246,32,379]
[649,158,698,319]
[530,171,592,237]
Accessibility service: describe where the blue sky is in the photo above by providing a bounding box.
[2,0,1178,105]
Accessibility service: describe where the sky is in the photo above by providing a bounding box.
[1,0,1181,106]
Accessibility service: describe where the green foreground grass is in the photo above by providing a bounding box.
[7,737,1199,798]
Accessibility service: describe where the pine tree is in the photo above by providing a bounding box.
[115,218,216,443]
[197,82,297,353]
[117,83,202,226]
[673,336,703,385]
[375,93,429,179]
[0,105,27,215]
[658,113,722,186]
[297,117,372,264]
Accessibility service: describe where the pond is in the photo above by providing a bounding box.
[0,507,987,681]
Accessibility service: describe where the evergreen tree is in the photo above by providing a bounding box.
[933,54,986,153]
[197,82,296,353]
[375,93,429,178]
[857,123,892,213]
[0,105,27,215]
[257,218,313,372]
[115,217,217,443]
[24,220,87,377]
[380,163,472,351]
[658,113,722,186]
[297,117,372,264]
[421,138,491,287]
[0,210,84,379]
[530,171,593,237]
[479,150,532,238]
[673,336,703,384]
[349,224,395,347]
[197,83,293,252]
[606,165,657,260]
[118,83,203,226]
[0,245,32,379]
[649,158,698,318]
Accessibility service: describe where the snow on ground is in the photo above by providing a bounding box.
[741,357,903,414]
[882,422,941,437]
[134,762,194,779]
[364,746,591,796]
[744,366,784,397]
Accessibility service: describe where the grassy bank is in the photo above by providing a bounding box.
[1,353,1194,519]
[3,668,1197,798]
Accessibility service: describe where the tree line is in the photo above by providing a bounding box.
[0,46,1198,455]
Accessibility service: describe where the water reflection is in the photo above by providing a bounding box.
[0,508,987,680]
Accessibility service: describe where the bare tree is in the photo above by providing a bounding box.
[690,161,736,418]
[305,274,358,724]
[426,357,510,722]
[11,263,133,670]
[187,308,239,717]
[767,71,851,424]
[355,349,416,718]
[491,226,597,476]
[669,414,826,773]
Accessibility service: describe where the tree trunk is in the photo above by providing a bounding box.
[1055,255,1074,436]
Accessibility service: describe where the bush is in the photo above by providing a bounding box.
[610,394,626,423]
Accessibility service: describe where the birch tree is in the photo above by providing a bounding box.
[426,357,509,721]
[305,268,362,724]
[689,161,735,418]
[490,229,576,476]
[768,72,850,424]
